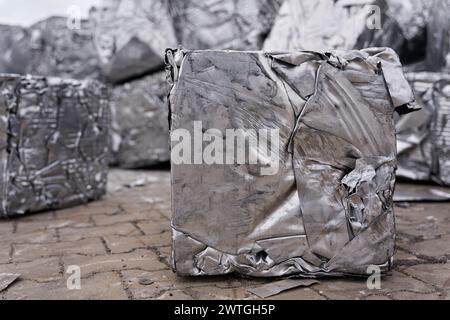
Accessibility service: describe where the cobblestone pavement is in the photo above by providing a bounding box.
[1,169,449,300]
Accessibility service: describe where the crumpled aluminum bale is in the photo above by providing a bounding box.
[0,24,31,75]
[263,0,429,64]
[91,0,177,83]
[0,74,109,218]
[169,0,282,50]
[166,47,418,277]
[26,16,103,80]
[110,72,170,168]
[0,17,102,80]
[425,0,450,72]
[396,72,450,186]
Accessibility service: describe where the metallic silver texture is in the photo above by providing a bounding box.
[396,72,450,185]
[110,72,170,168]
[167,48,418,277]
[425,0,450,72]
[0,74,109,217]
[263,0,428,65]
[169,0,281,50]
[91,0,177,83]
[0,17,102,80]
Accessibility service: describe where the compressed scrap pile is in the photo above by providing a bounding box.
[264,0,430,66]
[396,73,450,185]
[0,74,109,217]
[425,0,450,71]
[166,48,418,277]
[91,0,176,84]
[110,72,170,167]
[0,16,102,80]
[169,0,282,50]
[90,0,177,168]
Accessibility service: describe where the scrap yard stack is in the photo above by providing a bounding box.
[0,0,448,278]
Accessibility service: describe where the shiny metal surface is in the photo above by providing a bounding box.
[169,0,281,50]
[91,0,177,83]
[0,74,109,217]
[110,71,170,168]
[167,48,418,277]
[397,72,450,185]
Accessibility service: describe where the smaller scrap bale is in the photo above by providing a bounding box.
[397,72,450,186]
[0,74,110,217]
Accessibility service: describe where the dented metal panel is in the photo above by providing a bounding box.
[166,48,418,277]
[397,72,450,185]
[0,74,109,217]
[110,72,170,168]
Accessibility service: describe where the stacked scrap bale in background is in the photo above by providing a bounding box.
[0,74,109,217]
[0,17,109,217]
[263,0,430,67]
[91,0,177,168]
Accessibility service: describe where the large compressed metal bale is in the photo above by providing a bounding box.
[425,0,450,71]
[0,74,109,217]
[110,72,170,168]
[397,72,450,185]
[263,0,429,64]
[91,0,177,83]
[166,48,418,277]
[169,0,281,50]
[0,17,102,80]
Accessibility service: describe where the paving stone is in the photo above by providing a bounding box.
[1,272,127,300]
[63,249,167,278]
[402,263,450,289]
[0,228,58,245]
[0,244,11,264]
[267,288,325,300]
[1,171,449,300]
[0,257,61,282]
[187,286,257,300]
[408,235,450,260]
[102,236,148,254]
[390,291,447,300]
[92,211,157,226]
[13,238,106,262]
[16,216,92,234]
[139,232,172,248]
[58,223,140,242]
[156,290,193,300]
[0,222,13,234]
[136,221,170,235]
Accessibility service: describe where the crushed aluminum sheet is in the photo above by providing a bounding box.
[0,273,20,292]
[425,0,450,72]
[247,279,319,298]
[0,74,109,218]
[166,47,418,277]
[169,0,282,51]
[396,72,450,186]
[0,17,102,80]
[263,0,430,65]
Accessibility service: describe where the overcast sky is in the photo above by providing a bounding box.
[0,0,101,26]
